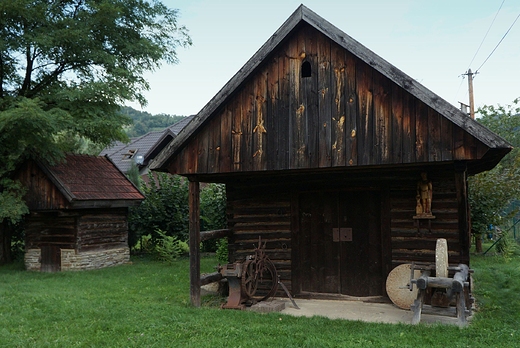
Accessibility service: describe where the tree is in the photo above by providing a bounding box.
[470,99,520,252]
[0,0,191,263]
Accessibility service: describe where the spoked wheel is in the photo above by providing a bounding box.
[242,259,259,298]
[252,257,278,301]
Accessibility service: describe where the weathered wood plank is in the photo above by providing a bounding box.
[317,32,332,168]
[278,47,290,170]
[356,60,373,165]
[200,272,222,286]
[391,83,404,163]
[331,42,346,167]
[253,68,268,171]
[219,106,233,173]
[415,102,428,162]
[231,94,242,171]
[200,229,232,242]
[428,109,442,162]
[207,110,221,173]
[266,55,279,171]
[455,166,470,265]
[345,52,358,166]
[402,91,416,163]
[241,84,254,172]
[373,71,391,164]
[439,113,453,161]
[304,27,320,168]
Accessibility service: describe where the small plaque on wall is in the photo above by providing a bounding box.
[333,228,353,242]
[341,228,353,241]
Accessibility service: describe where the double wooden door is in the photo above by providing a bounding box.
[298,190,382,297]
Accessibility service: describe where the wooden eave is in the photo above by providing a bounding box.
[150,4,511,172]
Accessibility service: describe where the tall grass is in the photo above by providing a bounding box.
[1,253,519,347]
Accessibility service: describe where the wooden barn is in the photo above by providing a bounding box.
[16,154,144,272]
[151,6,511,305]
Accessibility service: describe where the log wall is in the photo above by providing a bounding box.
[226,189,292,296]
[77,209,129,252]
[226,167,468,296]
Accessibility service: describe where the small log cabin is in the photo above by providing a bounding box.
[151,6,511,305]
[16,154,144,272]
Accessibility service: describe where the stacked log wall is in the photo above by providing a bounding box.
[77,209,129,252]
[389,174,467,269]
[25,213,77,249]
[227,191,292,296]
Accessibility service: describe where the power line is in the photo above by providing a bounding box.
[475,12,520,73]
[467,0,505,71]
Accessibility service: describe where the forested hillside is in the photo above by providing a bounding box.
[121,106,187,137]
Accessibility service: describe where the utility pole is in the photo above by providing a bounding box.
[464,69,477,119]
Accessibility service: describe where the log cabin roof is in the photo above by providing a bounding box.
[18,154,144,210]
[150,5,511,177]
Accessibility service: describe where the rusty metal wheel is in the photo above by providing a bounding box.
[242,259,258,299]
[253,257,278,301]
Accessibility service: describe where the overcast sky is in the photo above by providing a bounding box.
[128,0,520,117]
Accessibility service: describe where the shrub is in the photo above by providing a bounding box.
[135,229,189,263]
[128,173,189,249]
[200,183,227,252]
[215,238,229,264]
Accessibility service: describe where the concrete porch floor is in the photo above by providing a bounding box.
[275,298,469,326]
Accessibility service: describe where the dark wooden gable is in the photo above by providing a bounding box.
[17,154,144,211]
[152,5,511,178]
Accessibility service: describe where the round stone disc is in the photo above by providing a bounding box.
[435,238,448,278]
[386,264,420,310]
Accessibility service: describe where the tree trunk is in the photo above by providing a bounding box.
[475,233,483,253]
[0,219,13,264]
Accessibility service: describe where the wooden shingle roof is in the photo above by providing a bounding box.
[18,154,144,210]
[151,5,511,175]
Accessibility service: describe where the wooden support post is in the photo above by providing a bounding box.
[455,163,470,263]
[456,292,467,326]
[189,180,201,307]
[411,289,425,325]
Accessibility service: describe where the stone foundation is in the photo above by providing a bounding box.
[25,247,130,271]
[25,248,41,271]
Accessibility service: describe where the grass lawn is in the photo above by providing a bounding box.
[1,252,519,348]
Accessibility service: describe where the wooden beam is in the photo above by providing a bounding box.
[189,180,201,307]
[200,272,223,286]
[200,229,232,242]
[455,163,470,265]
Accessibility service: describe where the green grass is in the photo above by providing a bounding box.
[1,253,519,347]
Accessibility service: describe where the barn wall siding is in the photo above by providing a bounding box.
[168,24,486,176]
[17,161,70,210]
[25,213,77,250]
[77,210,129,252]
[226,188,292,296]
[226,167,466,295]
